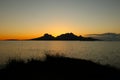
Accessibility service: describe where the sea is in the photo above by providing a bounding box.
[0,41,120,68]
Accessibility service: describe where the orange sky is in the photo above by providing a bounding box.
[0,0,120,40]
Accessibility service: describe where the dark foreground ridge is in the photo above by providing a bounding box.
[0,55,120,80]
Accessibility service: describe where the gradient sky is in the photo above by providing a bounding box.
[0,0,120,39]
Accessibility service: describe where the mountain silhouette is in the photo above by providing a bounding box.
[31,33,99,41]
[32,33,55,40]
[56,33,79,40]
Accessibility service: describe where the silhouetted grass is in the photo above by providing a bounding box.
[0,55,120,80]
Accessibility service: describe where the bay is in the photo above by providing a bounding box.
[0,41,120,68]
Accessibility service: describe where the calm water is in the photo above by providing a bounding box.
[0,41,120,68]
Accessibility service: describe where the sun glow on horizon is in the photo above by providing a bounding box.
[0,0,120,40]
[0,31,85,40]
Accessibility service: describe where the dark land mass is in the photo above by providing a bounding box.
[0,55,120,80]
[31,33,100,41]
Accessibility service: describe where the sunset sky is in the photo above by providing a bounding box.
[0,0,120,40]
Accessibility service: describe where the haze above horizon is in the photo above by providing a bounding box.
[0,0,120,40]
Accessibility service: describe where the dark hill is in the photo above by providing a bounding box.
[55,33,79,40]
[31,33,55,40]
[0,55,120,80]
[31,33,99,41]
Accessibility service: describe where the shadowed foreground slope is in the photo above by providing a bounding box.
[0,55,120,80]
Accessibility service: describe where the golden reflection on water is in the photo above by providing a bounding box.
[0,41,120,68]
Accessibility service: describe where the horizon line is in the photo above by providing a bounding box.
[0,32,120,40]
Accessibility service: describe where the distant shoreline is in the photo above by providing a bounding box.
[2,39,120,41]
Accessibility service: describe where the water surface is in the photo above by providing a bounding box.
[0,41,120,68]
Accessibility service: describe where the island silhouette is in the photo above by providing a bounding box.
[31,33,99,41]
